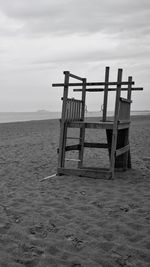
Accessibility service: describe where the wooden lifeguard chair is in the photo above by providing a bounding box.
[52,67,143,179]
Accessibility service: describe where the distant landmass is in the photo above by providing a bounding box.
[36,109,51,113]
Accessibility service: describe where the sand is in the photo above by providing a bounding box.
[0,116,150,267]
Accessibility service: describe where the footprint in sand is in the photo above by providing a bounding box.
[65,234,84,250]
[29,222,58,239]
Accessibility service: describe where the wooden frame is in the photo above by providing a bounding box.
[52,67,143,179]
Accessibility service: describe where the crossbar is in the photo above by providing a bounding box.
[52,81,135,87]
[65,158,81,162]
[68,73,85,81]
[57,167,111,179]
[116,144,130,157]
[73,87,143,92]
[84,142,108,148]
[65,144,80,151]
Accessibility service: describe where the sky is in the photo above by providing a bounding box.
[0,0,150,112]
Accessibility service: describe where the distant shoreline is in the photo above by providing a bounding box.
[0,110,150,124]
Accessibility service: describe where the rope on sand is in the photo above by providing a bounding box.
[40,173,57,182]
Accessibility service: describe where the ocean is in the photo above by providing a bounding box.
[0,110,150,124]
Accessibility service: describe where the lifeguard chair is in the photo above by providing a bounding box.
[52,67,143,179]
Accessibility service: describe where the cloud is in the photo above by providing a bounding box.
[0,0,149,111]
[0,0,150,37]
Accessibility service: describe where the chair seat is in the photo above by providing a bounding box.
[66,120,130,130]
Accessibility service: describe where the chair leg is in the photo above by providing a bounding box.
[78,125,85,168]
[110,129,118,179]
[58,124,68,169]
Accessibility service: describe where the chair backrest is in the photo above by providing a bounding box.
[62,72,86,123]
[65,98,82,121]
[118,97,132,122]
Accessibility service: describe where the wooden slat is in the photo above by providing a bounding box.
[84,142,108,148]
[65,98,82,121]
[127,76,132,101]
[57,71,69,168]
[65,144,80,151]
[66,121,130,130]
[118,120,130,124]
[73,87,143,92]
[67,137,81,140]
[65,158,81,162]
[52,81,135,87]
[57,167,111,179]
[103,66,109,121]
[78,78,86,168]
[67,121,114,129]
[116,144,130,157]
[110,68,122,179]
[119,100,130,121]
[120,97,132,103]
[68,72,85,81]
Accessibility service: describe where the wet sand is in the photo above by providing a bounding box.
[0,116,150,266]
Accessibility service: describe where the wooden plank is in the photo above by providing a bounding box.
[52,81,135,87]
[119,101,130,121]
[127,76,132,101]
[65,158,81,162]
[118,122,130,129]
[57,71,70,168]
[116,144,130,157]
[82,166,110,171]
[65,144,80,151]
[67,121,114,129]
[78,124,85,168]
[68,72,85,81]
[66,121,130,130]
[126,76,132,169]
[81,78,86,120]
[84,142,108,148]
[73,87,143,92]
[110,68,122,179]
[57,167,111,179]
[120,97,132,103]
[78,78,86,168]
[61,124,68,167]
[103,66,109,121]
[67,137,81,140]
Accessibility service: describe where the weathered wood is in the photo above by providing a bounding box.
[78,78,86,168]
[116,144,130,157]
[57,71,69,168]
[126,76,132,169]
[103,66,109,121]
[65,158,81,162]
[127,76,132,101]
[55,67,142,179]
[68,72,85,81]
[52,81,135,87]
[110,68,122,179]
[84,142,108,148]
[57,167,111,179]
[73,87,143,92]
[67,137,81,140]
[67,121,130,130]
[106,129,131,169]
[119,100,130,122]
[120,97,132,103]
[65,144,80,151]
[65,98,82,121]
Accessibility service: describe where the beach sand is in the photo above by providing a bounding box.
[0,116,150,267]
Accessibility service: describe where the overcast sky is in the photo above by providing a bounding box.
[0,0,150,112]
